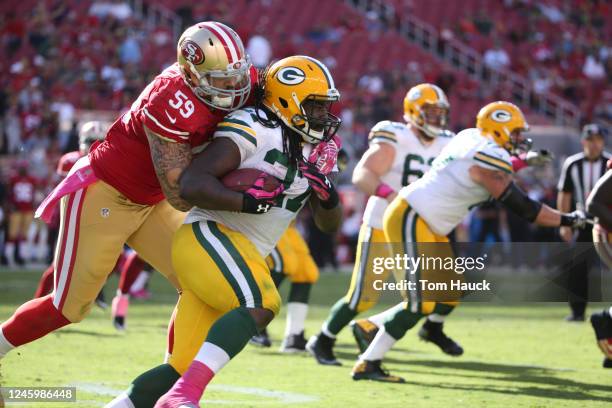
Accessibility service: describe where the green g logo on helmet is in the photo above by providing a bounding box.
[277,67,306,85]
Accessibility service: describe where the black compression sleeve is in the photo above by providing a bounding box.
[498,182,543,222]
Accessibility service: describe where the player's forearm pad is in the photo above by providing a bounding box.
[498,182,542,222]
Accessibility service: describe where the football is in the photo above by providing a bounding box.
[221,168,281,192]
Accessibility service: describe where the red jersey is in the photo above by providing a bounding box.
[9,175,37,212]
[90,63,257,205]
[57,151,82,177]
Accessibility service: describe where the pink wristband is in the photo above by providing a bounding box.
[510,156,527,172]
[375,183,395,198]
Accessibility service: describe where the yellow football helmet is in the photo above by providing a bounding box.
[403,83,449,138]
[79,120,108,153]
[476,101,530,153]
[177,22,251,110]
[262,56,341,144]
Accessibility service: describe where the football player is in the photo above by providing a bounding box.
[4,161,38,267]
[350,101,587,382]
[307,84,458,366]
[106,56,342,408]
[0,22,255,369]
[587,158,612,368]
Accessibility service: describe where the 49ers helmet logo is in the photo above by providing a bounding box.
[181,40,205,65]
[277,67,305,85]
[490,109,512,123]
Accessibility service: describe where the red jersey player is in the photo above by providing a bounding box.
[4,162,38,267]
[0,22,255,372]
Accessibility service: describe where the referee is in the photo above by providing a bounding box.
[557,123,611,321]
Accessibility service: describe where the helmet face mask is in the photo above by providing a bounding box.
[188,64,251,110]
[508,129,532,155]
[262,56,341,145]
[292,95,341,144]
[418,103,449,139]
[403,84,450,139]
[177,22,252,111]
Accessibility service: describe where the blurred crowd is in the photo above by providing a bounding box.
[0,0,608,269]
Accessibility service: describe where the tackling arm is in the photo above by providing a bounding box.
[145,125,193,212]
[587,170,612,230]
[352,143,396,200]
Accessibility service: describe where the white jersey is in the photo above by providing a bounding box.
[361,121,451,229]
[400,128,513,236]
[186,108,311,257]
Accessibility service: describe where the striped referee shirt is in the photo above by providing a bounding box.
[558,151,611,210]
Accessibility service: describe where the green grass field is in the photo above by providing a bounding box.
[0,268,611,407]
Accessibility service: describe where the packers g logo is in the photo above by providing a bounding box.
[490,109,512,123]
[277,67,305,85]
[181,40,205,65]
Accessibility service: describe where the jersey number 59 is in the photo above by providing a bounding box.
[168,90,194,118]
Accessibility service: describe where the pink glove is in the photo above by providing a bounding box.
[307,135,342,175]
[299,161,339,209]
[242,173,285,214]
[510,155,527,172]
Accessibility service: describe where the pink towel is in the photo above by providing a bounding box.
[35,156,98,223]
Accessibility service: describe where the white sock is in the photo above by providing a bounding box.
[367,311,390,328]
[427,313,446,323]
[360,327,397,362]
[129,271,149,293]
[0,327,15,358]
[608,306,612,317]
[321,323,336,339]
[195,342,230,373]
[285,302,308,337]
[104,392,135,408]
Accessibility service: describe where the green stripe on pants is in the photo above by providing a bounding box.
[207,221,263,308]
[191,222,246,307]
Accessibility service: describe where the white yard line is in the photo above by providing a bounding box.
[68,382,319,406]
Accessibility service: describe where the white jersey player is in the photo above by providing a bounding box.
[308,83,458,367]
[349,101,587,383]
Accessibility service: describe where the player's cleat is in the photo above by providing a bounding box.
[113,316,126,331]
[566,314,585,322]
[111,294,129,331]
[95,290,108,309]
[280,331,307,353]
[351,359,406,383]
[590,310,612,368]
[350,319,379,353]
[306,333,341,366]
[249,328,271,348]
[418,320,464,356]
